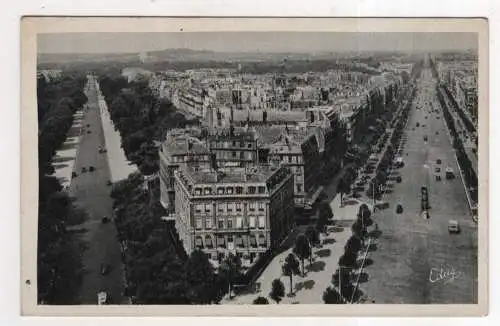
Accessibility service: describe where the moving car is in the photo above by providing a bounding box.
[445,167,455,179]
[435,167,441,173]
[396,204,403,214]
[423,135,428,141]
[435,174,441,181]
[436,159,442,165]
[448,220,460,234]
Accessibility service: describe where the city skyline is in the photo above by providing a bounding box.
[37,32,478,55]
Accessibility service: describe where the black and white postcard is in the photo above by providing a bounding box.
[20,17,488,317]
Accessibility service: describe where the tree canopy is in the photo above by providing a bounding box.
[293,234,311,276]
[37,70,89,304]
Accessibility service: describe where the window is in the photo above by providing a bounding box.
[240,141,244,148]
[249,217,256,228]
[218,219,224,229]
[258,203,265,211]
[248,143,253,149]
[195,204,203,213]
[258,216,266,229]
[204,188,212,195]
[249,202,256,211]
[196,217,203,229]
[217,203,225,212]
[227,203,234,212]
[236,203,242,211]
[297,184,303,193]
[205,217,212,229]
[258,186,266,194]
[227,235,234,243]
[195,188,202,195]
[204,204,211,213]
[248,186,256,194]
[232,151,237,158]
[227,218,233,229]
[232,141,237,147]
[236,217,243,228]
[236,186,243,194]
[226,187,234,194]
[217,187,224,195]
[288,155,292,163]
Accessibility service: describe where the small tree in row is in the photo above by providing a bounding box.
[270,278,285,304]
[282,253,300,296]
[253,296,269,304]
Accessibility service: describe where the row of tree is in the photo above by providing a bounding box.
[37,71,89,304]
[98,73,198,175]
[435,85,478,201]
[323,204,373,304]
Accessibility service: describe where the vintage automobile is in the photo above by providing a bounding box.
[448,220,460,234]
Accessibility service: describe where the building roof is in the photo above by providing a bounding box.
[162,129,209,156]
[181,164,283,185]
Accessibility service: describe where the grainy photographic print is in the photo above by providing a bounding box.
[21,17,488,317]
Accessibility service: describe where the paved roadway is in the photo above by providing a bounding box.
[357,67,478,303]
[68,77,126,304]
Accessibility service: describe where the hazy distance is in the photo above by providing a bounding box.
[38,32,478,55]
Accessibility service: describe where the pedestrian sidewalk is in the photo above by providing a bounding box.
[223,194,372,305]
[330,194,374,224]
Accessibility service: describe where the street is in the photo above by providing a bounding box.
[357,66,478,303]
[67,78,126,304]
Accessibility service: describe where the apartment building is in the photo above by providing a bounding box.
[207,128,259,168]
[267,129,322,207]
[173,164,295,265]
[159,128,213,211]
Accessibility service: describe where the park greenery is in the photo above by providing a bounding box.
[37,71,89,304]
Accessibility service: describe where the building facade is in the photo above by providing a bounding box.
[159,128,212,211]
[173,164,295,265]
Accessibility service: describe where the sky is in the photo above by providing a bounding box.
[37,32,478,54]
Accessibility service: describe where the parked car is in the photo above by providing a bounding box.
[436,159,442,165]
[435,174,441,181]
[107,180,112,186]
[435,167,441,173]
[423,135,428,141]
[396,176,402,183]
[416,122,420,127]
[87,130,92,134]
[396,204,403,214]
[448,220,460,234]
[81,167,87,173]
[101,216,110,224]
[89,166,95,172]
[72,172,77,178]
